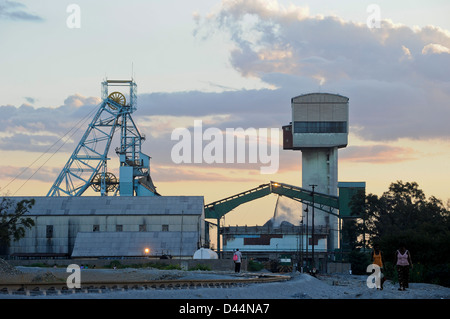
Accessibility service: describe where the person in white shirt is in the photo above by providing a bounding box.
[233,249,243,273]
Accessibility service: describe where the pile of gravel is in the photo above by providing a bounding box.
[0,258,22,276]
[31,271,58,283]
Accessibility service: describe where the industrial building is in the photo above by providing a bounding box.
[221,223,328,257]
[6,196,206,258]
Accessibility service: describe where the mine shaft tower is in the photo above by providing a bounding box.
[47,80,158,197]
[282,93,349,251]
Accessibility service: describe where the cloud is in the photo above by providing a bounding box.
[63,94,101,108]
[138,89,285,120]
[152,165,261,183]
[340,145,417,164]
[422,43,450,55]
[0,164,61,195]
[0,95,101,153]
[194,0,450,142]
[6,1,448,155]
[0,165,58,184]
[0,0,43,21]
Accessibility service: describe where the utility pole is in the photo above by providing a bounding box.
[299,219,303,272]
[217,217,221,259]
[310,184,317,269]
[304,205,309,270]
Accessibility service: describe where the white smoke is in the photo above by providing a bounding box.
[270,195,303,227]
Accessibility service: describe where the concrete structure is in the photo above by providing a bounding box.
[283,93,349,252]
[5,196,205,258]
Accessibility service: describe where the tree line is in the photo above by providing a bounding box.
[343,181,450,287]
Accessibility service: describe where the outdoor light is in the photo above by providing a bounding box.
[144,248,150,254]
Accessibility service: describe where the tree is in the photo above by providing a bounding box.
[0,197,35,251]
[349,181,450,285]
[355,181,450,253]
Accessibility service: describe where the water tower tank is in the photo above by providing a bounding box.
[289,93,349,149]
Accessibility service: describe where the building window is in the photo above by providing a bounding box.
[162,225,169,232]
[93,225,100,232]
[139,224,146,232]
[116,225,123,232]
[46,225,53,239]
[294,121,347,133]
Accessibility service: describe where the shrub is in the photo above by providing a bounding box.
[106,260,124,269]
[248,259,264,272]
[425,264,450,287]
[349,250,371,275]
[189,264,211,271]
[162,264,182,270]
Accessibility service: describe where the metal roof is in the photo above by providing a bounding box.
[6,196,204,216]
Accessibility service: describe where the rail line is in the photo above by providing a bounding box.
[0,274,290,296]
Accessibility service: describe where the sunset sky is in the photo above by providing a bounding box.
[1,0,449,227]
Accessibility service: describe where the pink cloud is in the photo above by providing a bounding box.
[340,145,417,164]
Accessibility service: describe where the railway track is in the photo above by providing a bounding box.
[0,274,290,296]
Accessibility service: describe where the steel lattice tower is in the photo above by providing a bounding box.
[47,80,158,197]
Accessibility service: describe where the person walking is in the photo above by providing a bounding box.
[372,244,385,290]
[233,249,242,273]
[394,244,413,291]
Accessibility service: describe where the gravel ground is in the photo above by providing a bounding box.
[1,264,449,299]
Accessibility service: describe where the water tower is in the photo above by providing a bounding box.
[283,93,349,250]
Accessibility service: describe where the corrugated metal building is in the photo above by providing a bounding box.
[71,231,200,258]
[6,196,205,258]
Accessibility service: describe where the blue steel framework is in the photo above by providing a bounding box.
[47,80,158,197]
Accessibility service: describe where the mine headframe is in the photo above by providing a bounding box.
[47,80,159,197]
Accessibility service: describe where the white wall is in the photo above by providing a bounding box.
[223,234,327,252]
